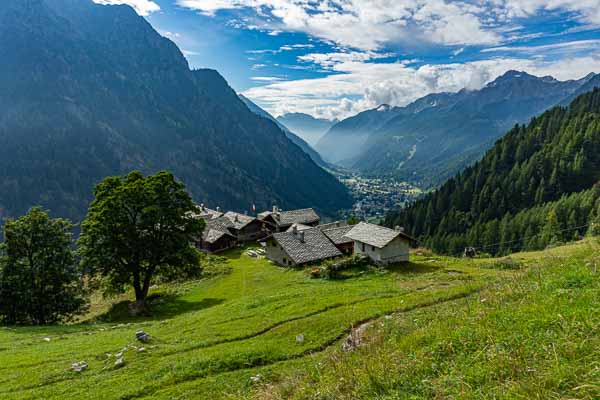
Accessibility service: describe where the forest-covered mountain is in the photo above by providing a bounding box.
[320,71,599,187]
[0,0,351,222]
[386,89,600,255]
[276,113,336,146]
[238,95,329,168]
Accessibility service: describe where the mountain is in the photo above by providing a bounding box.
[0,0,351,222]
[320,71,599,188]
[238,95,329,168]
[387,88,600,255]
[276,113,336,146]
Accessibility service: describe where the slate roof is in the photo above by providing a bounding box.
[266,208,320,227]
[318,220,348,231]
[223,211,256,230]
[345,222,411,248]
[286,223,313,232]
[191,206,223,220]
[321,225,354,245]
[202,219,235,244]
[273,228,341,265]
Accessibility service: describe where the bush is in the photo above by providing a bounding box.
[312,255,371,279]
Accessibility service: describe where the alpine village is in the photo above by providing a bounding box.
[0,1,598,399]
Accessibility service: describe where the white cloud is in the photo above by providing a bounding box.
[243,51,600,119]
[177,0,501,50]
[251,76,287,82]
[93,0,160,16]
[178,1,600,50]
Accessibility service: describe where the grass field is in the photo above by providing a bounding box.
[1,239,598,399]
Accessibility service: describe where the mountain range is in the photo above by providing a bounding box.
[238,95,329,168]
[318,71,600,188]
[387,88,600,255]
[0,0,351,222]
[276,113,337,146]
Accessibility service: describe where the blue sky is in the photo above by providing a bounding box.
[96,0,600,119]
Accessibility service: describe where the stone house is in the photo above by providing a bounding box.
[259,207,320,233]
[319,224,354,255]
[220,211,267,242]
[265,226,341,267]
[198,218,236,253]
[345,222,414,265]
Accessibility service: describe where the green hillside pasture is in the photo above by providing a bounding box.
[0,247,507,399]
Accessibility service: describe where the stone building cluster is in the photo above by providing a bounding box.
[193,204,414,266]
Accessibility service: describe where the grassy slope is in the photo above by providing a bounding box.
[0,240,598,399]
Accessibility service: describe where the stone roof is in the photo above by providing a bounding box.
[223,211,256,230]
[345,222,411,248]
[285,223,313,233]
[273,228,341,265]
[202,219,234,244]
[321,225,354,245]
[318,220,348,231]
[271,208,320,227]
[191,205,223,220]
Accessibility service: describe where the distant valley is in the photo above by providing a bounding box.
[316,71,600,189]
[276,113,337,146]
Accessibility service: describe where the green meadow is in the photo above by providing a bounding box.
[1,239,598,399]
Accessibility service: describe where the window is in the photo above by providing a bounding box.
[371,246,375,252]
[361,243,365,252]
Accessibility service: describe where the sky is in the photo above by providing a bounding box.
[95,0,600,120]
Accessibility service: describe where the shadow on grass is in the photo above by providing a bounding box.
[383,262,440,274]
[96,295,225,323]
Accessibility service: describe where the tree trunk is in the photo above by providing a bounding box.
[129,266,154,316]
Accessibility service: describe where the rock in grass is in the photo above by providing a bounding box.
[250,374,262,383]
[71,361,88,372]
[114,357,125,368]
[295,334,304,343]
[135,330,151,343]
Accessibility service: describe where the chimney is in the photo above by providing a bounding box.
[273,205,278,213]
[292,225,298,235]
[299,231,305,243]
[234,214,239,222]
[200,203,205,211]
[216,206,220,212]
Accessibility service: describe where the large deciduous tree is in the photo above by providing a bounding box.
[78,171,204,313]
[0,208,87,325]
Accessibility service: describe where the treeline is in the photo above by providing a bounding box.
[0,171,205,325]
[387,88,600,255]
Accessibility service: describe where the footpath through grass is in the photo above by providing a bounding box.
[0,240,597,399]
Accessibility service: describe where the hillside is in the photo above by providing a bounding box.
[319,71,599,188]
[238,95,329,168]
[0,0,351,222]
[276,113,336,146]
[387,89,600,255]
[1,237,597,399]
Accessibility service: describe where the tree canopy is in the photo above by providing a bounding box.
[78,171,204,312]
[0,207,87,325]
[387,89,600,255]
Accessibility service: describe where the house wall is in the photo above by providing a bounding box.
[353,236,409,265]
[198,236,236,254]
[236,220,269,242]
[265,238,296,266]
[336,242,354,256]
